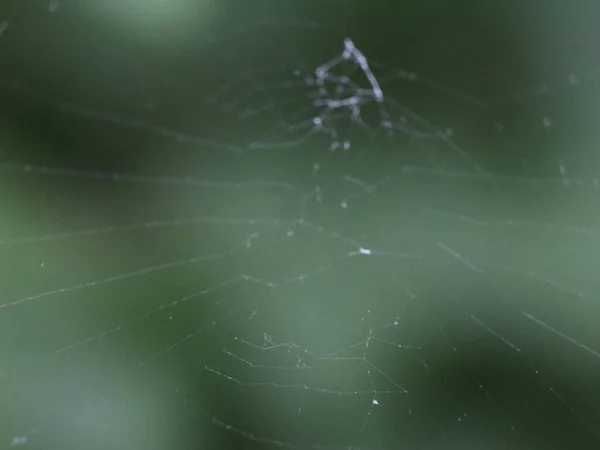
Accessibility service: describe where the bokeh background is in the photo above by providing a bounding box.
[1,1,600,449]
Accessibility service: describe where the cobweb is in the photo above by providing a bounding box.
[1,1,600,449]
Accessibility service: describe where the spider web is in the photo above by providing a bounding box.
[1,1,600,449]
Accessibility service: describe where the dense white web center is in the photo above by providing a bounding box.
[1,1,600,449]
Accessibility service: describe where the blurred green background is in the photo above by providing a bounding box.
[1,1,600,449]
